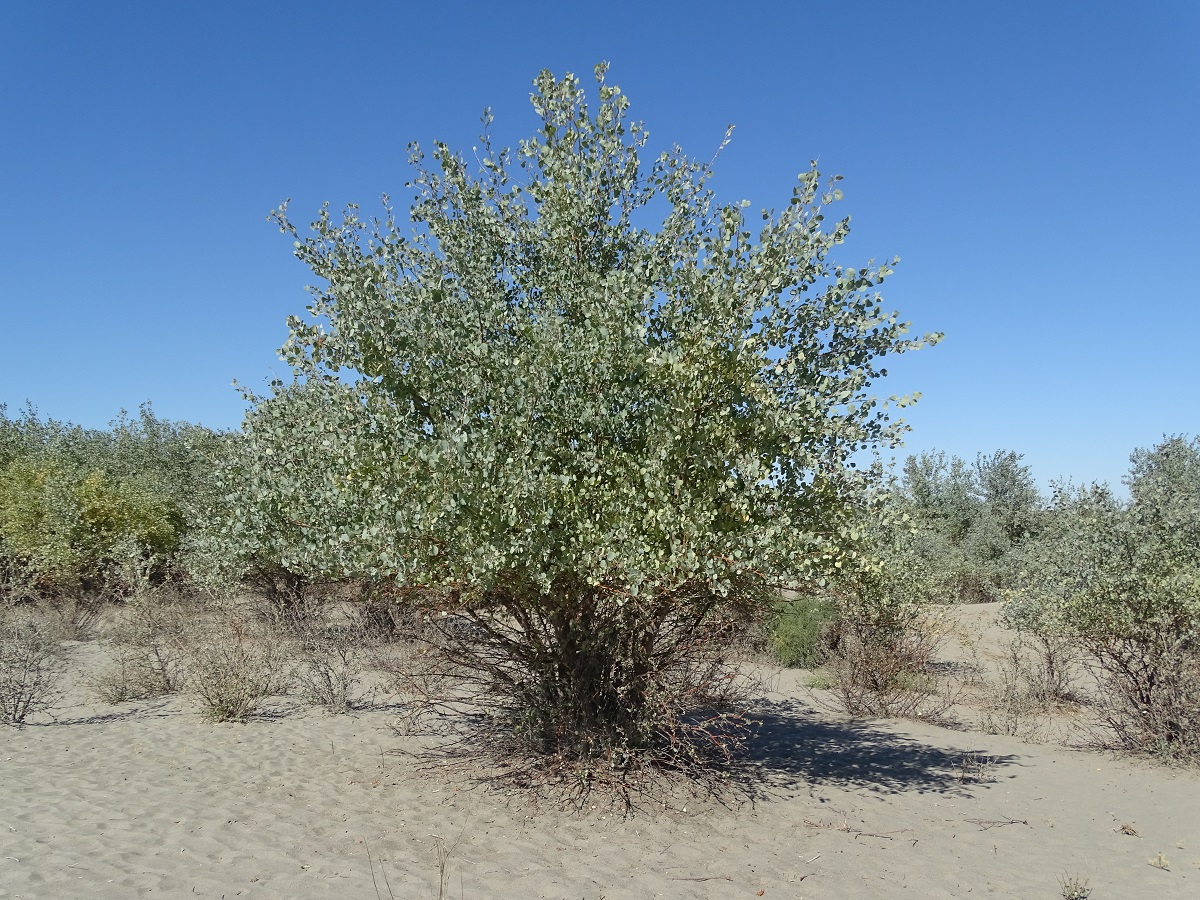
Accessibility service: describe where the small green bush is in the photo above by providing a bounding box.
[770,595,838,668]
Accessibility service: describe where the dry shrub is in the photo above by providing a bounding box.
[812,515,963,722]
[33,593,106,642]
[0,606,65,726]
[977,632,1083,738]
[185,612,291,722]
[6,555,144,645]
[242,565,314,625]
[1059,872,1091,900]
[823,601,955,720]
[285,603,391,713]
[93,593,188,703]
[1084,634,1200,760]
[1027,633,1081,705]
[389,582,758,809]
[977,636,1053,739]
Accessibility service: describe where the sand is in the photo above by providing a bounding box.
[2,606,1199,899]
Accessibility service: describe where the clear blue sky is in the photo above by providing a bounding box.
[2,1,1196,491]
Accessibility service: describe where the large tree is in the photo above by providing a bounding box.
[215,64,938,782]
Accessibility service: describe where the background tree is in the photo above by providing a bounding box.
[0,404,222,599]
[212,64,939,784]
[1005,435,1200,758]
[894,449,1041,603]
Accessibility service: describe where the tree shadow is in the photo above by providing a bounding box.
[40,695,178,726]
[743,698,1022,796]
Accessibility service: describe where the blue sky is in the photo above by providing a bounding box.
[2,1,1196,491]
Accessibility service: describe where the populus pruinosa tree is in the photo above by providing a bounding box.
[221,64,939,782]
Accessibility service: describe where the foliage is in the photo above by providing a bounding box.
[209,64,938,777]
[1,403,221,491]
[770,593,839,668]
[895,449,1041,603]
[1005,435,1200,758]
[0,456,176,593]
[0,404,223,598]
[770,499,941,672]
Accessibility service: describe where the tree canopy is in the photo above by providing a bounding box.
[208,64,939,778]
[217,64,938,599]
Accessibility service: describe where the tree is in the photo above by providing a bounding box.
[215,64,938,784]
[973,450,1041,546]
[895,449,1040,603]
[0,404,222,599]
[1005,436,1200,758]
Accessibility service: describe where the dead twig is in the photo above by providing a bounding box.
[965,817,1030,831]
[854,829,912,840]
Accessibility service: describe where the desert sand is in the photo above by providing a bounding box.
[2,604,1198,899]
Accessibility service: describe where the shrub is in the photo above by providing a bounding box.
[35,593,106,642]
[818,513,954,720]
[0,458,178,595]
[770,594,838,668]
[0,557,39,605]
[93,593,188,703]
[823,586,949,719]
[185,614,291,722]
[286,606,382,713]
[1005,436,1200,759]
[975,633,1080,739]
[0,607,65,726]
[208,64,938,792]
[0,404,224,600]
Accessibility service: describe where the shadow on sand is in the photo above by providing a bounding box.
[744,698,1021,796]
[40,695,178,726]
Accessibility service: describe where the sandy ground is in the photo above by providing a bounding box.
[2,604,1199,899]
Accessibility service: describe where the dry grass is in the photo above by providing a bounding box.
[958,750,997,783]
